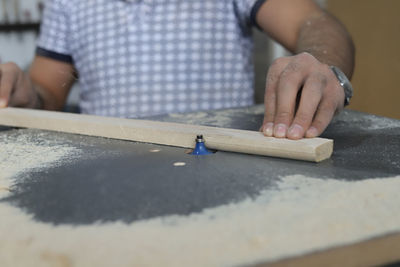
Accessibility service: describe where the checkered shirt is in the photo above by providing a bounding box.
[37,0,266,118]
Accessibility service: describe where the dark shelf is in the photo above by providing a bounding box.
[0,23,40,33]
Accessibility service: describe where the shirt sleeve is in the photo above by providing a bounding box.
[36,0,73,63]
[233,0,268,29]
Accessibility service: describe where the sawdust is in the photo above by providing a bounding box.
[168,106,264,128]
[165,106,400,132]
[333,110,400,130]
[0,130,80,198]
[1,128,400,266]
[0,173,400,266]
[169,111,235,127]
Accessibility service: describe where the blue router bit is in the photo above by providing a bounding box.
[191,135,213,155]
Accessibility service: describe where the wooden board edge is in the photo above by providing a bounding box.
[0,108,334,162]
[315,139,334,162]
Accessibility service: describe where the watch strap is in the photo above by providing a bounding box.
[330,66,353,106]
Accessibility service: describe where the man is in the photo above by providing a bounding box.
[0,0,354,140]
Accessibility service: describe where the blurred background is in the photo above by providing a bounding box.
[0,0,398,119]
[327,0,400,119]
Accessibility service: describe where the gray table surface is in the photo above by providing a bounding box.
[1,105,399,226]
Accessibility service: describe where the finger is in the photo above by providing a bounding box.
[287,73,326,140]
[0,74,15,108]
[0,64,18,108]
[273,61,306,138]
[306,99,336,138]
[261,57,289,137]
[0,69,4,108]
[262,70,279,136]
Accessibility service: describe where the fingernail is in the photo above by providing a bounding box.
[0,99,7,108]
[263,123,274,137]
[274,124,287,138]
[288,124,304,139]
[306,127,319,138]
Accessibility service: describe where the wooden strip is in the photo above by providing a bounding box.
[0,108,333,162]
[257,231,400,267]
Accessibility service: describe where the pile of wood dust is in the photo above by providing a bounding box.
[0,171,399,266]
[332,110,400,130]
[0,129,80,198]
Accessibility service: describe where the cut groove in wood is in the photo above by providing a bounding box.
[0,108,333,162]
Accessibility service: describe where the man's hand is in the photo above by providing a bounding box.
[256,0,355,139]
[0,62,41,109]
[0,56,76,110]
[260,53,345,140]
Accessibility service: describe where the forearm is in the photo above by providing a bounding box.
[295,11,355,78]
[29,56,76,111]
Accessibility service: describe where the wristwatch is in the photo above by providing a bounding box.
[330,66,353,106]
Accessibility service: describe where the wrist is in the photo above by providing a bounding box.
[32,88,44,109]
[27,78,44,109]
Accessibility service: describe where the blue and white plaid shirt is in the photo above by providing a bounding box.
[37,0,266,118]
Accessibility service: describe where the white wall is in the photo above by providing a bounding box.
[0,0,43,68]
[0,32,37,69]
[1,0,43,23]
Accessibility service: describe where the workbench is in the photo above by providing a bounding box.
[0,105,399,267]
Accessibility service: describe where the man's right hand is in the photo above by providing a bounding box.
[0,62,42,109]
